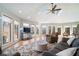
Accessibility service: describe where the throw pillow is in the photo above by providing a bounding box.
[67,36,75,46]
[62,37,69,42]
[71,38,79,47]
[56,47,77,56]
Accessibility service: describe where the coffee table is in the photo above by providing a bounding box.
[32,40,48,52]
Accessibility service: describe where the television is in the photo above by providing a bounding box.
[23,27,30,33]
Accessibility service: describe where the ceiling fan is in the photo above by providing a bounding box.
[48,3,61,14]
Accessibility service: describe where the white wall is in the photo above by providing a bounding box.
[40,22,79,35]
[0,15,3,45]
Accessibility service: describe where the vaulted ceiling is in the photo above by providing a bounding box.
[0,3,79,23]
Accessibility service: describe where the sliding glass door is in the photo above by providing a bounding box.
[2,16,12,44]
[2,16,20,45]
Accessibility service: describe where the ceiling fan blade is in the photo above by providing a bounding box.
[54,8,61,11]
[48,3,62,14]
[47,11,52,14]
[47,10,54,14]
[53,5,57,10]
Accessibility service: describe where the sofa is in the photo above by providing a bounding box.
[42,41,70,56]
[42,37,79,56]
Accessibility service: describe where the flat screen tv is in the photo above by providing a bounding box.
[23,27,30,33]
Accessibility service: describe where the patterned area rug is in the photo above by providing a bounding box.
[2,40,56,56]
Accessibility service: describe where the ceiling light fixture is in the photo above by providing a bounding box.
[18,10,22,14]
[48,3,62,14]
[14,21,19,25]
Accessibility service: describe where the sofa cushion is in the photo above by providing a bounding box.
[71,38,79,47]
[56,47,77,56]
[42,42,70,56]
[62,37,69,43]
[54,42,70,51]
[42,52,56,56]
[49,48,62,55]
[48,42,70,55]
[67,36,75,46]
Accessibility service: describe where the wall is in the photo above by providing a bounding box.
[0,15,3,45]
[40,22,79,35]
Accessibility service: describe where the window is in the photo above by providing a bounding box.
[36,25,39,34]
[36,27,39,34]
[42,25,46,34]
[73,27,77,34]
[14,21,19,41]
[65,27,70,35]
[48,26,51,34]
[30,25,35,34]
[57,28,61,35]
[2,16,12,44]
[52,26,55,33]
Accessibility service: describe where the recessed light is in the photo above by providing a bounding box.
[18,10,22,13]
[27,16,31,19]
[14,21,19,25]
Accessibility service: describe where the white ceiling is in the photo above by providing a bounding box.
[0,3,79,23]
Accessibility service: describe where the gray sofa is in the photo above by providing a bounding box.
[42,37,79,56]
[42,41,70,56]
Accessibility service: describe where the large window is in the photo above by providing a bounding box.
[65,27,70,35]
[14,21,19,41]
[52,26,55,33]
[73,27,77,34]
[41,25,46,34]
[30,25,35,34]
[57,28,61,35]
[36,27,39,34]
[36,25,39,34]
[2,16,12,44]
[48,26,51,34]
